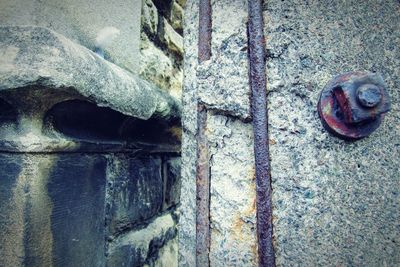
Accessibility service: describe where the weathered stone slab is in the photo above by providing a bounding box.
[0,0,142,73]
[0,154,24,267]
[264,0,400,265]
[0,26,180,120]
[106,156,163,234]
[107,213,177,267]
[48,154,107,267]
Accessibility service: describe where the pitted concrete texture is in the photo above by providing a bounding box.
[264,1,400,266]
[208,114,258,266]
[180,0,258,265]
[0,0,142,73]
[197,0,251,120]
[0,26,180,121]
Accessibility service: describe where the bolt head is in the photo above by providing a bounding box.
[356,84,382,108]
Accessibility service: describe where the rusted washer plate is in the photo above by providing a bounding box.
[318,71,391,140]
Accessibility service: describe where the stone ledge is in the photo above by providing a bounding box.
[0,26,181,120]
[107,213,177,266]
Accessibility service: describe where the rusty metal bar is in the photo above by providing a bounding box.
[195,104,210,267]
[198,0,212,62]
[247,0,276,266]
[196,0,212,266]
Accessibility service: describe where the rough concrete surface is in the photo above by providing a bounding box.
[0,0,142,73]
[180,0,258,265]
[0,26,180,121]
[197,0,251,120]
[208,114,258,266]
[264,0,400,266]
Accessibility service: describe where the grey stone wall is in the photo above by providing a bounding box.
[265,0,400,266]
[140,0,185,100]
[0,3,183,264]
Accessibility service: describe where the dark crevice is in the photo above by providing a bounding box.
[0,98,19,126]
[44,100,180,145]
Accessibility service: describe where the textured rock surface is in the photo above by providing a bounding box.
[208,114,258,266]
[0,154,107,267]
[145,237,178,267]
[106,156,163,234]
[0,0,142,73]
[160,18,184,55]
[107,213,177,267]
[264,1,400,266]
[197,0,250,120]
[170,2,184,33]
[142,0,159,36]
[140,0,183,101]
[0,26,180,121]
[140,36,183,99]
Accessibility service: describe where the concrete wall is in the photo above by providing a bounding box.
[181,0,399,266]
[265,0,399,265]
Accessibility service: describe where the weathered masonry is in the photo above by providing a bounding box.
[0,0,184,266]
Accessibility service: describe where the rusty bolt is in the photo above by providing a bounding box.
[357,84,382,108]
[318,71,391,140]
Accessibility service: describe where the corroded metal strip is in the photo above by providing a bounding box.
[247,0,276,266]
[195,104,210,267]
[198,0,212,62]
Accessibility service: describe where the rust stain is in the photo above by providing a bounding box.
[269,139,276,145]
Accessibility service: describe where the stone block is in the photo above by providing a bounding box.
[0,26,181,121]
[163,157,181,210]
[142,0,159,35]
[48,154,107,267]
[106,156,164,234]
[0,153,108,267]
[0,154,24,267]
[159,18,183,55]
[107,213,177,267]
[170,2,183,33]
[176,0,187,7]
[140,36,183,99]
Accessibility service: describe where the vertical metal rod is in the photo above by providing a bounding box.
[197,0,212,266]
[247,0,276,266]
[198,0,212,62]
